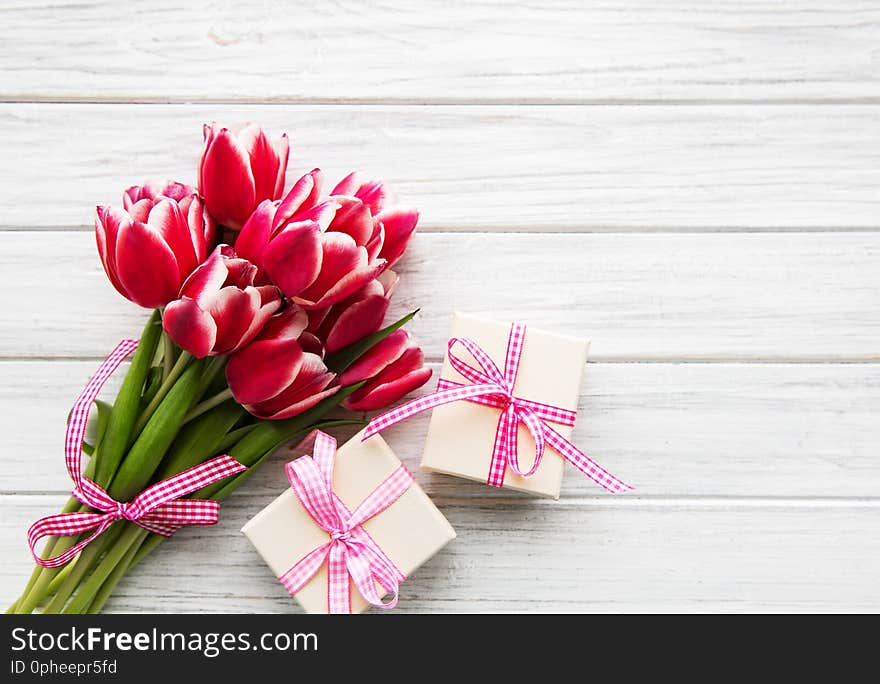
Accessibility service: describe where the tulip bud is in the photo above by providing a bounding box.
[198,122,289,231]
[163,245,281,358]
[340,330,432,411]
[96,182,213,309]
[226,306,339,420]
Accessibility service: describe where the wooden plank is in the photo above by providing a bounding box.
[3,494,878,612]
[3,360,879,498]
[2,104,880,230]
[1,2,879,103]
[1,231,878,359]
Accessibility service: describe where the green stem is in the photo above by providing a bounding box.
[86,530,147,614]
[43,526,122,613]
[63,525,145,614]
[162,333,175,381]
[199,356,227,394]
[183,388,234,424]
[131,351,192,438]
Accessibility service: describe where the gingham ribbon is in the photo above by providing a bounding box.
[364,323,633,493]
[27,339,247,569]
[279,431,412,614]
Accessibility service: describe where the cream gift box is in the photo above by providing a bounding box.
[241,430,456,614]
[421,312,590,499]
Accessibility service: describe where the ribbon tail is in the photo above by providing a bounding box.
[363,383,504,440]
[27,511,117,569]
[486,404,516,487]
[327,541,351,614]
[543,425,634,494]
[345,539,400,611]
[278,543,331,598]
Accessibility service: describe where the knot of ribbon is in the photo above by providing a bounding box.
[27,339,247,569]
[364,322,632,493]
[279,431,413,614]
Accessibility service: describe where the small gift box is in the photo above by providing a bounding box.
[241,429,456,614]
[364,312,632,499]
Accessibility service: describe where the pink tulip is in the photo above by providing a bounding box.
[235,169,386,309]
[331,172,419,268]
[309,270,399,354]
[199,122,290,231]
[123,179,216,249]
[340,330,432,411]
[96,183,213,309]
[226,306,338,420]
[163,245,281,358]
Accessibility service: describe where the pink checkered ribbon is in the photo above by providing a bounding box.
[279,430,412,614]
[364,322,633,493]
[27,339,247,569]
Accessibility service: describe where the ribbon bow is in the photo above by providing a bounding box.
[279,431,413,614]
[364,322,632,493]
[28,339,247,569]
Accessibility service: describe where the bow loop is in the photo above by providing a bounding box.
[27,341,246,569]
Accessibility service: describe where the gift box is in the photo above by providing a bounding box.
[420,312,591,499]
[241,429,456,614]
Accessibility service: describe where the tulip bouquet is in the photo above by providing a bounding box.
[9,123,431,614]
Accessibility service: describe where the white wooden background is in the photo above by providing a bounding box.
[1,1,879,612]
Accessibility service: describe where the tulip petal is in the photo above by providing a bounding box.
[147,199,198,280]
[163,297,218,359]
[227,336,305,405]
[338,329,410,385]
[345,366,433,412]
[325,292,390,354]
[376,206,419,267]
[295,257,387,310]
[179,246,230,304]
[234,285,282,348]
[331,171,361,197]
[258,305,310,342]
[234,200,276,269]
[355,179,390,214]
[293,232,386,309]
[126,198,153,224]
[204,286,262,354]
[263,220,323,298]
[240,124,285,204]
[95,206,130,301]
[327,196,373,245]
[274,169,322,229]
[115,219,183,309]
[247,354,338,419]
[199,127,256,230]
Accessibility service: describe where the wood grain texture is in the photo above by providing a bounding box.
[2,104,880,230]
[1,231,877,360]
[2,360,879,499]
[2,2,878,614]
[1,2,879,103]
[3,494,879,612]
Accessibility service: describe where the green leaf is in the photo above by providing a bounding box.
[325,309,419,374]
[94,310,163,488]
[139,366,164,412]
[82,399,113,457]
[193,384,365,499]
[156,401,246,481]
[107,359,205,502]
[205,419,366,502]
